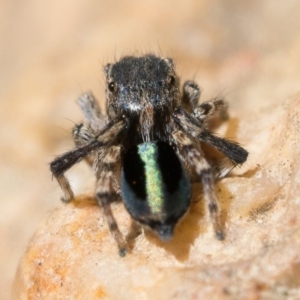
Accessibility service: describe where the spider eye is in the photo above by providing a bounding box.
[108,81,117,93]
[168,75,176,86]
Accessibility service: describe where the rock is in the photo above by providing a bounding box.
[13,98,300,299]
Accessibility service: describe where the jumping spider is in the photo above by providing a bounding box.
[50,54,248,256]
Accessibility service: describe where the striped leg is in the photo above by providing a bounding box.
[95,146,128,256]
[172,130,224,240]
[192,98,229,123]
[173,108,248,166]
[76,92,106,132]
[50,119,126,203]
[125,220,142,250]
[72,92,107,167]
[51,141,103,203]
[181,80,201,112]
[181,81,228,124]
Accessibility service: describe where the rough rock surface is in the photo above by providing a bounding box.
[13,98,300,299]
[3,2,300,299]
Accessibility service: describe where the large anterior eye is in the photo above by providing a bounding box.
[108,81,117,93]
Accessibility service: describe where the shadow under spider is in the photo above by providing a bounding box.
[68,180,236,262]
[143,181,234,262]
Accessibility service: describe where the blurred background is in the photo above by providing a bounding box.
[1,0,300,298]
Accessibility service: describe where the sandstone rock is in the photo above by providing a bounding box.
[13,98,300,299]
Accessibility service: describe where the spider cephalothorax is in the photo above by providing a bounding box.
[50,54,248,256]
[104,55,180,143]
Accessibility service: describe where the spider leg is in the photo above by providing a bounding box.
[172,130,224,240]
[173,108,248,166]
[73,92,106,147]
[181,80,201,112]
[50,119,126,202]
[126,220,142,244]
[77,92,106,132]
[72,123,99,167]
[72,93,107,166]
[73,123,97,148]
[181,81,228,124]
[192,98,229,123]
[95,146,129,256]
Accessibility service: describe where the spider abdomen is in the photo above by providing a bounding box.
[121,141,191,240]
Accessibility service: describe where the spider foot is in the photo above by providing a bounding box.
[60,195,74,203]
[118,245,129,257]
[216,230,225,241]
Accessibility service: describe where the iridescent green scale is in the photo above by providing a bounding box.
[121,141,191,240]
[138,143,165,215]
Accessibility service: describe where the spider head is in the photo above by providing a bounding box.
[104,54,180,121]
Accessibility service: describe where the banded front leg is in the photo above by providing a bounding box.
[95,146,128,256]
[172,130,224,240]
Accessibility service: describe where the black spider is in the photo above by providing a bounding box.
[50,54,248,256]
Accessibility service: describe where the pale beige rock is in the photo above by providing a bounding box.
[13,98,300,299]
[2,2,300,299]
